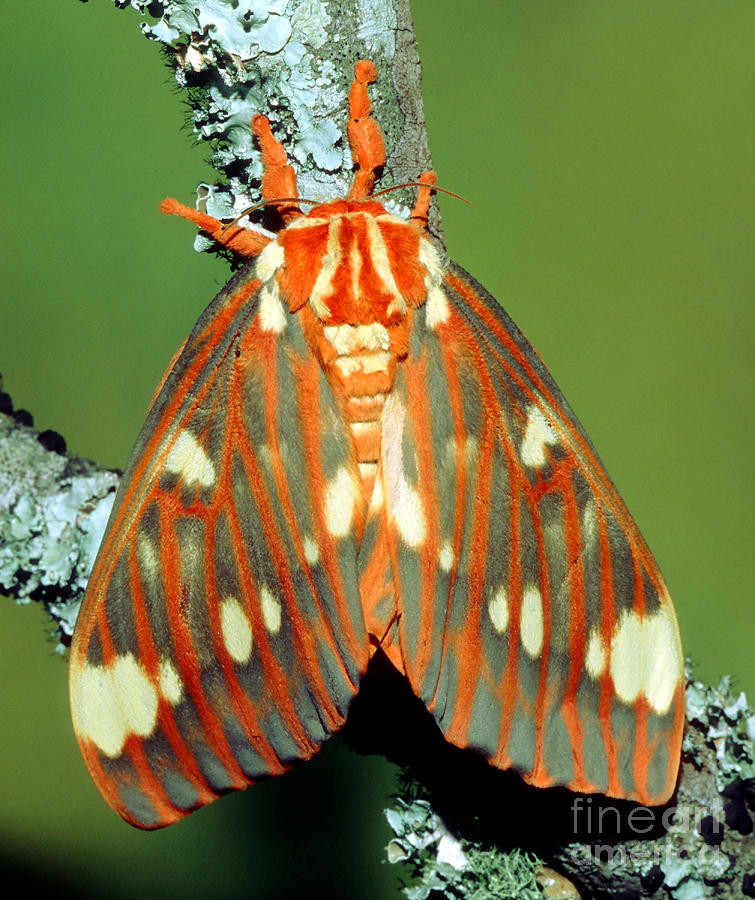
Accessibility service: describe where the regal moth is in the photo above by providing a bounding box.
[69,60,684,829]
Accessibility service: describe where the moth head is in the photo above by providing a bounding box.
[161,61,446,326]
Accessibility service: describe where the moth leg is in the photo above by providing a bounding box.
[251,115,303,223]
[159,198,270,258]
[410,171,438,231]
[347,60,386,200]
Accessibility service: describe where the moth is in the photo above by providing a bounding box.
[69,60,684,829]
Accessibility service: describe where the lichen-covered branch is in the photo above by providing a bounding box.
[0,379,118,647]
[109,0,439,241]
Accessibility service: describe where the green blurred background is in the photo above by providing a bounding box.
[1,1,752,897]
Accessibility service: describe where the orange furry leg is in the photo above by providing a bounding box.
[159,198,270,258]
[410,171,437,231]
[347,60,386,200]
[251,115,302,223]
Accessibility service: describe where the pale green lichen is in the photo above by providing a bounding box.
[111,0,401,237]
[0,405,118,649]
[357,0,397,57]
[385,797,543,900]
[685,673,755,793]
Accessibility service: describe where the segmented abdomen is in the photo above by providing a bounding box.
[320,322,399,502]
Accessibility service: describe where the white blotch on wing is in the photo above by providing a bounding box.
[158,658,184,706]
[324,465,359,538]
[520,405,559,469]
[520,584,544,657]
[381,396,426,548]
[609,606,682,714]
[584,629,607,679]
[165,430,216,488]
[488,586,509,635]
[254,239,284,282]
[419,238,450,328]
[303,535,320,566]
[439,540,454,573]
[260,585,282,635]
[70,653,159,758]
[220,596,254,664]
[258,279,287,334]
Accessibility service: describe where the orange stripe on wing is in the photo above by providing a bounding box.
[425,323,469,712]
[402,352,441,688]
[526,493,554,787]
[560,476,591,792]
[258,333,349,729]
[159,499,284,775]
[596,501,622,797]
[293,352,369,681]
[76,277,262,643]
[127,539,234,803]
[446,272,667,601]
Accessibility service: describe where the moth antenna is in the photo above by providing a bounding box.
[223,197,321,233]
[371,180,469,203]
[347,60,386,201]
[251,115,303,224]
[159,197,270,258]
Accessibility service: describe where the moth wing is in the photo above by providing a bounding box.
[69,263,369,828]
[378,260,684,805]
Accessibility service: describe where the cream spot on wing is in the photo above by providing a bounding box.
[488,586,509,635]
[137,534,159,576]
[610,610,644,704]
[520,584,544,657]
[254,239,284,282]
[71,663,127,758]
[609,605,682,712]
[439,540,454,573]
[382,396,426,548]
[359,461,378,488]
[72,654,170,757]
[303,535,320,566]
[642,607,682,714]
[419,239,449,328]
[324,466,358,537]
[165,430,216,488]
[258,279,287,334]
[260,585,282,635]
[158,658,184,705]
[418,236,443,281]
[584,628,607,679]
[425,286,450,329]
[112,654,159,739]
[520,405,559,469]
[220,596,253,664]
[582,499,598,544]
